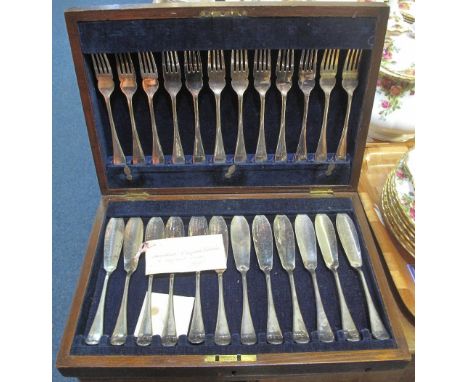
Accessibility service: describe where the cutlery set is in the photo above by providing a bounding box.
[86,213,389,347]
[91,49,362,165]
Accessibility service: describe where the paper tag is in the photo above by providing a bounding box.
[144,234,227,275]
[134,292,195,336]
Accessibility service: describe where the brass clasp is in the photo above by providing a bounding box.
[204,354,257,363]
[200,9,248,18]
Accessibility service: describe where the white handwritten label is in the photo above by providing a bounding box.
[144,234,227,275]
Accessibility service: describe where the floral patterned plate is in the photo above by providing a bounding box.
[384,176,415,237]
[393,155,415,224]
[370,74,415,141]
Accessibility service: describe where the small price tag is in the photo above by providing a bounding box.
[144,234,227,275]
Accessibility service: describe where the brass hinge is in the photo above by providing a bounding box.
[309,188,334,196]
[120,192,152,200]
[200,9,248,18]
[204,354,257,363]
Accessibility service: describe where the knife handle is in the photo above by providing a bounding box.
[136,275,153,346]
[240,272,256,345]
[214,272,231,345]
[288,271,310,344]
[357,269,390,340]
[333,270,360,342]
[265,271,283,344]
[85,272,110,345]
[310,270,334,343]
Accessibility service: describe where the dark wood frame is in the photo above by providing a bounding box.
[65,1,389,196]
[57,194,410,379]
[58,2,410,380]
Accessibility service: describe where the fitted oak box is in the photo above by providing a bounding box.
[57,1,411,380]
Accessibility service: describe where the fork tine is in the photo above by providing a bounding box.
[332,49,339,70]
[149,51,157,74]
[169,51,175,73]
[115,54,121,74]
[311,49,317,71]
[353,49,362,71]
[351,49,358,71]
[254,50,258,70]
[344,49,352,71]
[325,49,332,71]
[137,52,144,74]
[162,52,167,72]
[220,50,225,70]
[301,50,307,71]
[123,53,129,73]
[267,49,271,70]
[183,51,189,73]
[102,53,112,74]
[320,50,326,71]
[91,54,100,74]
[169,51,174,73]
[289,50,294,71]
[196,51,201,71]
[243,49,248,71]
[124,53,130,73]
[277,49,282,72]
[96,54,104,73]
[173,51,180,70]
[231,50,235,73]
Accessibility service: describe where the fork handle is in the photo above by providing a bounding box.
[295,93,310,161]
[315,91,331,161]
[192,95,206,163]
[170,96,185,164]
[147,95,164,165]
[104,98,126,165]
[126,97,145,165]
[234,94,247,162]
[336,91,354,161]
[255,94,268,162]
[274,94,288,162]
[213,93,226,163]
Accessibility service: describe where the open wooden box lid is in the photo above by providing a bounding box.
[65,1,389,196]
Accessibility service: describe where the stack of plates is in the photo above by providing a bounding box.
[381,150,415,257]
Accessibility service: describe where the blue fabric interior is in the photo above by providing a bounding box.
[71,197,395,355]
[77,16,377,189]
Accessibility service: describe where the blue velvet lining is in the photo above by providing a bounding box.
[71,197,395,355]
[78,16,376,189]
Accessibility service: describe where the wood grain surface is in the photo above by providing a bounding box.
[358,142,415,317]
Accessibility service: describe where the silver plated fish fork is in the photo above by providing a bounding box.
[162,51,185,164]
[115,53,145,165]
[184,51,206,163]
